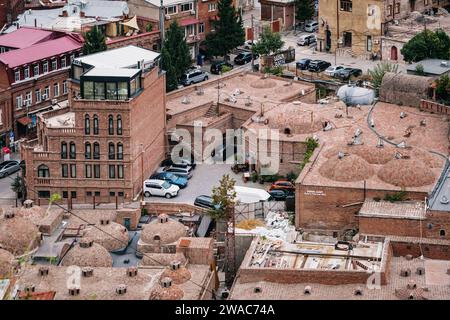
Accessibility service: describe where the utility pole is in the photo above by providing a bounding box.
[159,0,165,48]
[251,14,255,71]
[335,0,339,66]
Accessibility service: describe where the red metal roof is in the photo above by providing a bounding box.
[19,291,56,300]
[17,117,32,126]
[179,18,200,27]
[0,34,83,68]
[0,27,54,49]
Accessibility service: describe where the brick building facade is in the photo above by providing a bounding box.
[0,0,24,26]
[21,46,167,204]
[0,27,83,147]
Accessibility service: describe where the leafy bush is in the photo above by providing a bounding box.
[263,66,283,76]
[251,171,259,182]
[415,63,425,76]
[141,208,148,216]
[286,171,297,182]
[299,137,319,171]
[384,191,406,203]
[221,65,233,73]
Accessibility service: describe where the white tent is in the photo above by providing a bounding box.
[234,186,270,204]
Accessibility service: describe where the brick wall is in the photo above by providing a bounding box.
[420,99,450,116]
[115,208,141,230]
[390,241,450,260]
[106,31,161,51]
[359,216,423,238]
[143,202,207,215]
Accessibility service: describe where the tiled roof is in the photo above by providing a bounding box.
[0,27,54,49]
[359,200,426,219]
[0,34,83,68]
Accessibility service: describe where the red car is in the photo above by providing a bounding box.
[269,180,295,192]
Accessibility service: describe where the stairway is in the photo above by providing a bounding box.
[204,104,219,118]
[336,47,356,58]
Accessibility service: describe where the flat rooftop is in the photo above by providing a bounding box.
[294,102,448,192]
[230,255,450,300]
[246,237,384,271]
[428,164,450,212]
[359,200,426,220]
[75,45,160,69]
[82,67,141,78]
[407,59,450,75]
[166,72,315,116]
[44,112,75,128]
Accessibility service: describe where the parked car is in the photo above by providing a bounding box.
[324,65,344,77]
[243,39,258,50]
[150,172,188,189]
[0,160,20,178]
[296,58,311,70]
[158,166,193,179]
[143,179,180,199]
[304,21,319,32]
[335,67,363,80]
[210,60,234,74]
[234,52,258,65]
[297,34,316,46]
[269,180,295,192]
[268,189,289,201]
[180,68,209,85]
[307,60,332,72]
[194,195,220,210]
[161,157,196,170]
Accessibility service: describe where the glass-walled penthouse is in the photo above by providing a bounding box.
[79,68,142,101]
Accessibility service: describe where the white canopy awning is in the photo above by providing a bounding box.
[234,186,270,204]
[120,15,139,30]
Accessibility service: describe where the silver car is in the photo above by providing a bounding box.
[0,160,20,178]
[180,69,209,86]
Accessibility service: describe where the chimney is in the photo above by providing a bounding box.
[38,266,49,276]
[62,10,68,17]
[116,284,127,295]
[80,11,85,18]
[24,199,34,209]
[81,267,94,277]
[4,210,15,219]
[161,277,172,288]
[68,286,80,296]
[126,267,138,277]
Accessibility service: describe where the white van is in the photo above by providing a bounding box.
[305,21,318,32]
[143,179,180,198]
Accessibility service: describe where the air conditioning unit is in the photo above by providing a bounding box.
[440,61,448,67]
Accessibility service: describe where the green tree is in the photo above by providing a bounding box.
[161,21,192,92]
[146,23,153,32]
[252,26,284,56]
[204,0,245,58]
[82,27,107,55]
[415,63,425,76]
[400,29,450,62]
[11,175,26,203]
[295,0,315,26]
[435,74,450,104]
[207,174,236,221]
[368,62,398,95]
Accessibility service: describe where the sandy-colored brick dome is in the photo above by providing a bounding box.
[83,221,129,251]
[61,238,113,267]
[140,214,187,245]
[319,154,374,182]
[402,148,444,168]
[265,105,324,135]
[0,248,15,278]
[378,158,435,188]
[250,78,277,89]
[352,145,396,165]
[149,277,184,300]
[160,261,191,284]
[14,200,47,225]
[0,211,40,256]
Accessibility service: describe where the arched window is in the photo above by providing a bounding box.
[61,142,67,159]
[117,142,123,160]
[93,142,100,159]
[108,142,115,160]
[117,115,122,135]
[69,142,76,159]
[440,229,446,237]
[108,115,114,135]
[85,114,90,134]
[284,128,291,135]
[93,114,99,135]
[85,142,91,159]
[37,165,50,177]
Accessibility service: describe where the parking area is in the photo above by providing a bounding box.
[144,163,269,204]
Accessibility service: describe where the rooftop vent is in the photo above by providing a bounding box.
[4,210,15,219]
[100,218,110,225]
[127,267,138,277]
[370,119,375,127]
[253,287,262,293]
[38,266,49,276]
[420,119,426,127]
[116,284,127,295]
[24,285,35,293]
[304,286,311,295]
[181,96,190,104]
[196,87,204,95]
[338,151,346,159]
[396,141,407,148]
[68,286,80,296]
[400,268,411,277]
[233,88,241,95]
[159,214,169,223]
[81,267,94,277]
[407,280,417,290]
[405,254,413,261]
[245,96,252,106]
[221,289,230,299]
[376,138,384,148]
[79,239,94,248]
[440,196,449,204]
[354,287,363,296]
[416,267,425,275]
[400,112,407,119]
[354,128,362,137]
[161,277,172,288]
[170,261,181,270]
[323,121,333,131]
[441,61,448,67]
[24,199,34,208]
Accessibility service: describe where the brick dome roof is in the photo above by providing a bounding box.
[83,221,129,251]
[319,154,374,182]
[140,214,187,245]
[0,211,40,256]
[250,78,277,89]
[61,239,113,267]
[149,277,184,300]
[0,248,15,278]
[378,158,435,188]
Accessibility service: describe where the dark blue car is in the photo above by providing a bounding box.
[150,172,188,188]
